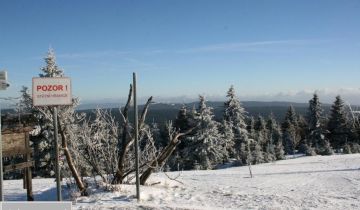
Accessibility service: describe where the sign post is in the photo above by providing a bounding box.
[52,106,61,201]
[32,77,72,201]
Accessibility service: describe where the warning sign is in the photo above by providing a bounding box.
[32,77,72,106]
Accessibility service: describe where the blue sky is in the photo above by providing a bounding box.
[1,0,360,105]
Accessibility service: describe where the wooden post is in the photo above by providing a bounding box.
[23,170,27,189]
[25,133,33,201]
[53,106,62,201]
[133,72,140,201]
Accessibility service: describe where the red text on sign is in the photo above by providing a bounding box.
[36,85,66,92]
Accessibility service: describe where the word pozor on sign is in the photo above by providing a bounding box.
[32,77,72,106]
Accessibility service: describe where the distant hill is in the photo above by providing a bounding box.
[78,101,332,126]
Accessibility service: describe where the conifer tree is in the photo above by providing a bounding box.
[307,94,333,155]
[327,96,350,150]
[17,86,55,177]
[284,105,298,127]
[296,114,308,146]
[266,114,284,160]
[254,115,267,149]
[254,115,273,162]
[223,85,249,161]
[282,106,299,155]
[219,120,235,160]
[24,48,87,194]
[247,116,255,138]
[184,96,226,169]
[250,139,265,164]
[173,105,197,169]
[174,105,191,132]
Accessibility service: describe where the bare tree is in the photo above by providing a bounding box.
[71,108,119,188]
[140,122,196,185]
[112,85,153,184]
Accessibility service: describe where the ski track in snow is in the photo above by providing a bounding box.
[3,154,360,210]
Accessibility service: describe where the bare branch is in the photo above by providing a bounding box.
[164,171,184,185]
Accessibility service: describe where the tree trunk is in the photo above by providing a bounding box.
[58,117,87,196]
[140,127,195,185]
[112,90,153,184]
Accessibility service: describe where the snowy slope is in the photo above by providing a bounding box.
[3,154,360,210]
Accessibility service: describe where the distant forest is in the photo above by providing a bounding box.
[79,101,331,126]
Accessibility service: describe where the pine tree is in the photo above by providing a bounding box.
[247,116,255,138]
[16,86,55,177]
[39,48,64,78]
[282,106,299,155]
[307,94,333,155]
[184,96,226,169]
[308,94,322,131]
[296,114,308,147]
[173,105,198,169]
[282,119,296,155]
[174,105,191,132]
[285,105,298,127]
[219,120,235,160]
[25,49,65,177]
[327,96,350,150]
[223,85,249,162]
[23,48,87,194]
[266,114,284,160]
[250,139,265,164]
[254,115,267,150]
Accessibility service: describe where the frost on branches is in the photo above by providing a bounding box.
[223,86,249,163]
[182,96,227,170]
[19,48,87,194]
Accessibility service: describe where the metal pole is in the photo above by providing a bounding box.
[53,106,62,201]
[133,72,140,201]
[0,105,3,201]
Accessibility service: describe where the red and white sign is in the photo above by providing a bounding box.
[32,77,72,106]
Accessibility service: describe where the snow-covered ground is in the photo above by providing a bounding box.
[3,154,360,210]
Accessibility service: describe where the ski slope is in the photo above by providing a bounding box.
[3,154,360,210]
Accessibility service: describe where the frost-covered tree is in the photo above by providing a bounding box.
[266,114,284,160]
[247,116,256,138]
[282,119,296,155]
[25,48,87,194]
[307,94,333,155]
[282,106,301,154]
[183,96,226,170]
[296,114,308,146]
[327,96,350,150]
[308,94,322,131]
[39,48,64,78]
[347,106,360,153]
[249,139,265,164]
[16,86,55,177]
[219,120,235,160]
[172,105,198,169]
[285,105,298,127]
[73,109,119,185]
[254,115,267,150]
[22,49,66,177]
[223,85,249,161]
